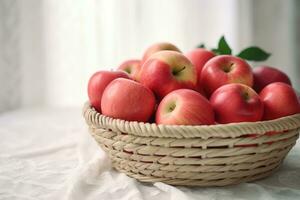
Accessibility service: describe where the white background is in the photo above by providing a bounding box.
[0,0,299,111]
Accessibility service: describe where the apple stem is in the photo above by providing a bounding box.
[173,66,186,75]
[125,68,131,74]
[242,91,250,101]
[169,104,176,112]
[223,63,234,73]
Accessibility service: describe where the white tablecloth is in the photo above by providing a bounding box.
[1,107,300,200]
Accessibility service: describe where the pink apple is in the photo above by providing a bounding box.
[253,65,291,92]
[210,83,263,124]
[156,89,214,125]
[200,55,253,96]
[101,78,156,122]
[139,50,197,99]
[88,71,130,112]
[185,48,215,94]
[117,59,141,81]
[142,42,181,64]
[259,82,300,120]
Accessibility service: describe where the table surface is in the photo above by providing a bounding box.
[1,107,300,200]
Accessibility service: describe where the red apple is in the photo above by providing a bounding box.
[156,89,214,125]
[88,71,130,112]
[117,59,141,81]
[253,65,291,92]
[139,50,197,99]
[259,82,300,120]
[200,55,253,96]
[185,48,215,94]
[210,83,263,124]
[101,78,156,122]
[142,42,181,64]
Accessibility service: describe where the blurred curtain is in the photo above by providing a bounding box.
[0,0,299,112]
[251,0,300,89]
[0,0,21,112]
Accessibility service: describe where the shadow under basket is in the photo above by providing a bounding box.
[83,102,300,186]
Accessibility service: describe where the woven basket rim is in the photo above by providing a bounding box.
[83,102,300,139]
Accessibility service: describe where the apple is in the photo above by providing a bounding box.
[210,83,263,124]
[253,65,291,92]
[139,50,197,99]
[142,42,181,64]
[259,82,300,120]
[156,89,215,125]
[200,55,253,96]
[88,71,130,112]
[117,59,141,81]
[185,48,215,94]
[101,78,156,122]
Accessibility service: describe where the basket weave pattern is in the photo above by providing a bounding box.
[83,103,300,186]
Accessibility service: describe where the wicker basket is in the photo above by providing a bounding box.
[83,102,300,186]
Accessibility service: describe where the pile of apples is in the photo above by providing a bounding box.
[88,42,300,125]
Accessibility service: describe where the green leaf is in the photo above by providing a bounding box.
[237,47,271,61]
[197,43,206,48]
[218,36,232,55]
